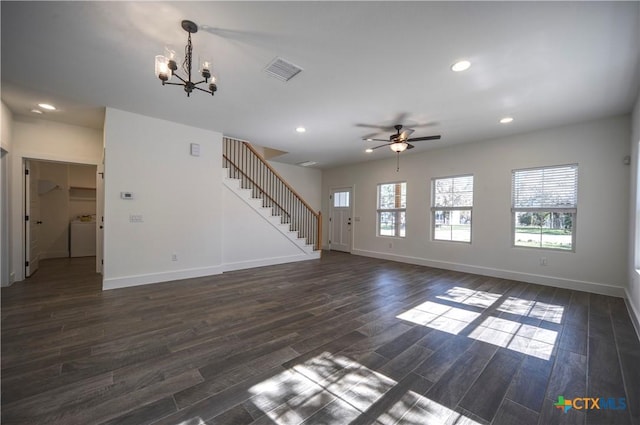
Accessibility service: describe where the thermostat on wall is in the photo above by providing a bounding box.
[120,192,134,200]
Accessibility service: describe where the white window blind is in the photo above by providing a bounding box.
[434,175,473,208]
[333,191,350,208]
[512,165,577,209]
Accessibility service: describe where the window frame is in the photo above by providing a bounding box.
[511,164,578,252]
[377,181,407,238]
[431,174,474,244]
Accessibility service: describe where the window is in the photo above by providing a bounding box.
[377,182,406,237]
[432,175,473,242]
[333,191,350,208]
[512,164,577,251]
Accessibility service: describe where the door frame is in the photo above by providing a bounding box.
[20,157,102,279]
[24,160,38,277]
[329,185,354,253]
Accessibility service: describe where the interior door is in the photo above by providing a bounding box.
[329,187,353,253]
[96,160,104,274]
[25,160,41,277]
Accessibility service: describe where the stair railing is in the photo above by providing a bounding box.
[223,137,322,251]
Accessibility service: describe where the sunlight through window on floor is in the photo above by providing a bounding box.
[436,287,502,308]
[396,301,481,335]
[247,352,483,424]
[497,297,565,324]
[468,317,558,360]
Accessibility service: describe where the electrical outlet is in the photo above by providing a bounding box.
[172,253,178,261]
[540,257,548,266]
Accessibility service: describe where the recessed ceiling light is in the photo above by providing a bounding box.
[365,148,373,153]
[451,60,471,72]
[500,117,514,124]
[295,127,306,133]
[38,103,56,110]
[30,109,43,114]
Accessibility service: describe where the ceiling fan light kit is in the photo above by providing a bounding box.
[155,20,217,97]
[363,124,441,171]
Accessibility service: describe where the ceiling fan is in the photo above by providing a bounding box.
[363,124,441,171]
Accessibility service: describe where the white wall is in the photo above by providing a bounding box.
[628,92,640,331]
[322,115,630,296]
[9,117,103,283]
[38,161,70,259]
[68,164,97,220]
[1,101,13,152]
[102,108,223,289]
[269,161,322,212]
[1,101,14,286]
[222,184,311,270]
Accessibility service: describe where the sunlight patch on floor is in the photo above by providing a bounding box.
[497,297,564,324]
[396,301,481,335]
[468,317,558,360]
[248,352,483,424]
[436,287,502,309]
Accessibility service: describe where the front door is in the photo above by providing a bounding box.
[329,187,353,252]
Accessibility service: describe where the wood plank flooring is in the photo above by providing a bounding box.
[2,252,639,425]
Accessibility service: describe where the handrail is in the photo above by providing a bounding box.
[223,137,322,251]
[223,154,291,219]
[243,142,320,219]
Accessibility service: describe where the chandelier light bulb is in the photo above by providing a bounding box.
[200,58,212,80]
[165,46,178,71]
[155,55,171,81]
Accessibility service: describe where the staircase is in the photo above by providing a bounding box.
[222,137,322,256]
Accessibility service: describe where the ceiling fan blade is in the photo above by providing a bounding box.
[371,143,391,150]
[393,112,410,125]
[408,121,439,128]
[356,123,390,129]
[406,143,415,150]
[399,129,415,140]
[406,135,442,142]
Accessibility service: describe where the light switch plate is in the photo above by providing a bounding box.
[190,143,200,157]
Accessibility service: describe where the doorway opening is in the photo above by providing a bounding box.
[24,159,103,279]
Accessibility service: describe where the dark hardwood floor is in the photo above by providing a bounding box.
[2,252,639,425]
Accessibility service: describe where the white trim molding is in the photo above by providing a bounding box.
[103,265,223,290]
[352,249,626,298]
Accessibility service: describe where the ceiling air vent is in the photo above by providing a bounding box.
[264,57,303,82]
[297,161,317,167]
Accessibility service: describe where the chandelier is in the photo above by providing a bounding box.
[154,20,217,97]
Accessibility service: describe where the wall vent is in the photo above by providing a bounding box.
[264,57,303,82]
[297,161,317,167]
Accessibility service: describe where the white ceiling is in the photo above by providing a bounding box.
[2,1,639,168]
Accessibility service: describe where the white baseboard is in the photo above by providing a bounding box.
[222,252,320,273]
[40,250,69,260]
[352,249,626,298]
[624,288,640,341]
[103,265,223,290]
